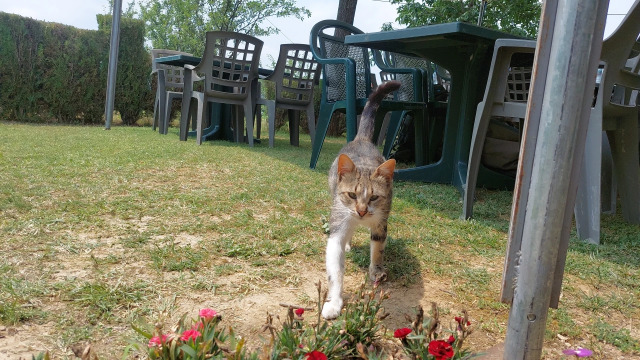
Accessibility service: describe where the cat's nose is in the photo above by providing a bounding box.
[357,210,367,217]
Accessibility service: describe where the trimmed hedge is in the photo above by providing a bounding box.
[0,12,152,125]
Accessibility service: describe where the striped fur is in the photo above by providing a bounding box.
[322,80,399,320]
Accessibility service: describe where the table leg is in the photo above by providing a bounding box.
[179,68,193,141]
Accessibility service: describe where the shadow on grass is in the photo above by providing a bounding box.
[347,236,423,289]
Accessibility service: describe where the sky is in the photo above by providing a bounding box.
[0,0,636,67]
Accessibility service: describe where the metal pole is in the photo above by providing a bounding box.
[477,0,487,26]
[503,0,609,358]
[104,0,123,130]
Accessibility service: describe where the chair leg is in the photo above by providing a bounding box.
[255,104,262,141]
[289,110,300,147]
[244,102,254,147]
[574,113,603,244]
[600,132,617,214]
[153,92,159,131]
[158,89,168,134]
[382,111,403,158]
[310,104,335,169]
[232,106,243,143]
[195,98,206,145]
[164,94,181,135]
[607,117,640,224]
[266,102,276,148]
[462,102,493,220]
[376,112,392,146]
[306,102,316,148]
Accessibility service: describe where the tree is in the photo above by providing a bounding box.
[390,0,541,38]
[336,0,358,27]
[136,0,311,56]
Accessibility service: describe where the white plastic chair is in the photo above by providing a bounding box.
[257,43,321,147]
[463,5,640,244]
[574,0,640,243]
[462,38,536,220]
[183,31,265,146]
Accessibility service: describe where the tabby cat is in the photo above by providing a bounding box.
[322,80,400,320]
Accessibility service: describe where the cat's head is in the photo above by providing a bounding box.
[335,154,395,219]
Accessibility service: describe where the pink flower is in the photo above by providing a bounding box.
[192,321,204,330]
[295,308,305,317]
[393,327,412,339]
[199,308,218,321]
[180,329,201,342]
[562,348,593,357]
[305,350,327,360]
[148,334,169,347]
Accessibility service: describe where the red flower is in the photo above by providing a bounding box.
[295,308,305,317]
[447,335,455,344]
[180,329,201,342]
[455,316,471,326]
[393,327,412,339]
[305,350,327,360]
[148,334,169,347]
[199,308,218,321]
[428,339,454,360]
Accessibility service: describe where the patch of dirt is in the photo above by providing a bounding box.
[1,233,638,360]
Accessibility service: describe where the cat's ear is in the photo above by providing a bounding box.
[374,159,396,182]
[337,154,356,178]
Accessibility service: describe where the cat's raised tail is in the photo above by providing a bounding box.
[354,80,401,142]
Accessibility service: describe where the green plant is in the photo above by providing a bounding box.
[394,303,476,359]
[125,280,391,360]
[590,319,640,353]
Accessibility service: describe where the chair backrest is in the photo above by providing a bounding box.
[270,44,321,106]
[377,71,397,100]
[598,0,640,116]
[196,31,263,99]
[505,66,532,103]
[151,49,193,89]
[311,20,370,102]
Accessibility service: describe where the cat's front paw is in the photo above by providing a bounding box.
[369,265,387,285]
[321,299,343,320]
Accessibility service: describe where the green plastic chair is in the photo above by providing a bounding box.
[308,19,425,169]
[374,50,448,166]
[151,49,195,135]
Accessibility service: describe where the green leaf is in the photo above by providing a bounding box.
[180,344,198,358]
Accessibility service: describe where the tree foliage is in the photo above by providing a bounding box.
[390,0,542,38]
[136,0,311,56]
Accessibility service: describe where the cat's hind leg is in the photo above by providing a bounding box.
[322,220,354,320]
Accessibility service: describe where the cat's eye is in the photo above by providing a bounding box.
[369,195,379,202]
[348,192,357,199]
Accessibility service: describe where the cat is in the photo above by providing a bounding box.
[322,80,400,320]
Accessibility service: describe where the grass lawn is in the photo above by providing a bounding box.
[0,122,638,359]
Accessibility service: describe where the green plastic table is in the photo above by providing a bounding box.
[345,22,524,192]
[154,55,273,142]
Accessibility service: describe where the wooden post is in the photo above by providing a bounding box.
[503,0,609,358]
